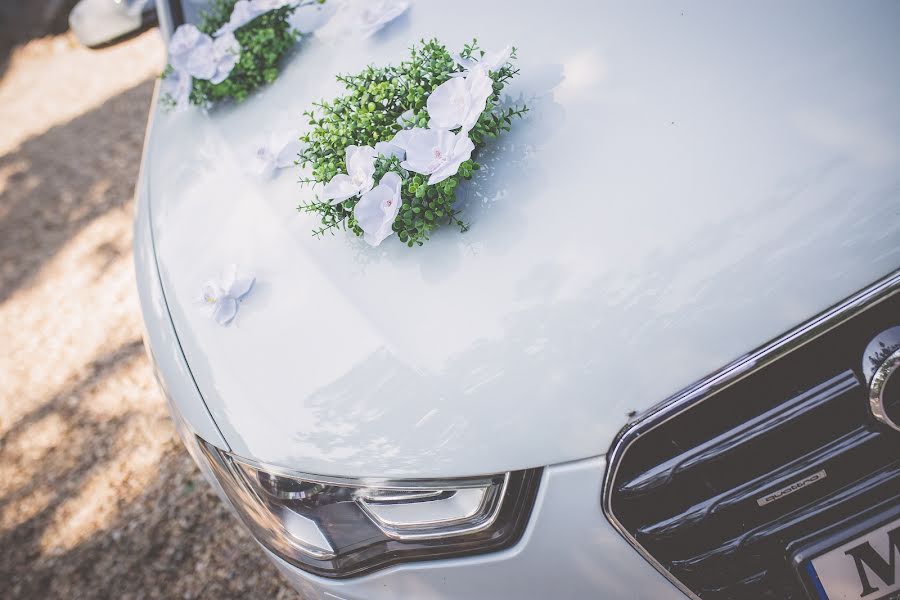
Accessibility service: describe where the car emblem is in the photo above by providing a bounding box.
[869,347,900,432]
[865,328,900,433]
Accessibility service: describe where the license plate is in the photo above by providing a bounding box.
[806,517,900,600]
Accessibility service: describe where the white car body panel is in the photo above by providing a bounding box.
[142,0,900,482]
[133,93,228,448]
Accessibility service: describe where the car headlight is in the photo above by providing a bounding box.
[197,438,542,578]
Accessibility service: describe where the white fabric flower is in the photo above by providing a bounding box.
[201,265,255,326]
[161,68,192,112]
[320,145,377,204]
[426,67,493,133]
[374,140,406,160]
[185,31,241,84]
[168,24,206,72]
[371,126,417,161]
[400,128,474,185]
[355,172,403,246]
[452,45,512,75]
[354,0,409,37]
[251,128,304,176]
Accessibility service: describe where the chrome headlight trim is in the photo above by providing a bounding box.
[198,438,542,578]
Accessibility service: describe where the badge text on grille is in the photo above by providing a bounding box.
[756,470,827,507]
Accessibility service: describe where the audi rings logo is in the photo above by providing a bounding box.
[867,332,900,433]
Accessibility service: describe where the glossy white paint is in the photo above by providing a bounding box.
[144,0,900,477]
[133,89,228,449]
[269,456,685,600]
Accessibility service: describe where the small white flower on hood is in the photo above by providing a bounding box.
[184,31,241,84]
[251,128,305,177]
[355,172,403,246]
[354,0,409,37]
[168,24,206,73]
[320,145,377,204]
[161,68,192,112]
[400,128,474,185]
[427,67,493,133]
[201,265,255,326]
[452,45,512,75]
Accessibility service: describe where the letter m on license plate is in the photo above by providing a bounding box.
[807,518,900,600]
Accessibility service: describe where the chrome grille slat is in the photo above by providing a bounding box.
[637,426,880,541]
[617,371,859,499]
[603,270,900,600]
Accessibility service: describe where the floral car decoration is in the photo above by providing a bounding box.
[161,0,324,109]
[298,39,528,247]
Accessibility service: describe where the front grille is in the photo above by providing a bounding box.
[605,272,900,600]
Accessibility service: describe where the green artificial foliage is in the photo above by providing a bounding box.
[162,0,315,108]
[192,1,299,105]
[298,39,528,247]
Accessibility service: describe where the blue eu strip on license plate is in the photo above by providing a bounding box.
[805,518,900,600]
[806,561,832,600]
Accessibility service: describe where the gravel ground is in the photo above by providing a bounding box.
[0,30,298,599]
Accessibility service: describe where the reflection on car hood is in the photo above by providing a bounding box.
[146,0,900,477]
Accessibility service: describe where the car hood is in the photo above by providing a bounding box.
[146,0,900,477]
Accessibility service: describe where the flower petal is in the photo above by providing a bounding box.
[389,128,415,150]
[168,24,205,71]
[482,45,513,71]
[214,0,261,36]
[250,145,277,176]
[400,129,454,175]
[374,141,405,160]
[228,276,255,299]
[428,132,474,185]
[345,145,376,172]
[201,282,221,305]
[209,32,240,84]
[183,40,218,80]
[275,138,303,169]
[461,68,493,132]
[321,174,359,204]
[213,297,238,326]
[379,171,403,196]
[426,76,467,130]
[345,144,376,193]
[354,172,403,247]
[356,0,409,37]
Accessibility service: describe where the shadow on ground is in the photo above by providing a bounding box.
[0,0,80,78]
[0,73,297,598]
[0,79,151,304]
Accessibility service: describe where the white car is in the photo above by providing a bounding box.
[135,1,900,598]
